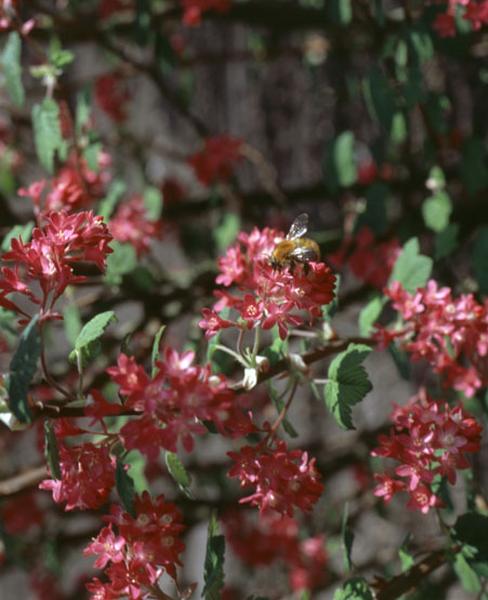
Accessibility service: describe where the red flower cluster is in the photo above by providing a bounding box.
[433,0,488,36]
[380,280,488,397]
[225,511,327,592]
[0,210,113,320]
[200,225,336,340]
[109,195,161,256]
[372,390,482,513]
[330,227,400,290]
[107,348,255,457]
[95,72,131,123]
[227,440,324,517]
[188,135,243,186]
[39,442,115,511]
[85,492,185,598]
[19,151,111,214]
[181,0,231,26]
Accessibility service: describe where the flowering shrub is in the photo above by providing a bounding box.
[0,2,487,600]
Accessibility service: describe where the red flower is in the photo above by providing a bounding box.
[109,195,162,256]
[107,348,255,455]
[228,440,324,517]
[202,225,336,340]
[181,0,231,26]
[0,210,113,319]
[39,442,116,511]
[433,12,456,37]
[95,72,131,123]
[199,307,234,338]
[188,135,243,186]
[372,389,482,513]
[381,279,488,396]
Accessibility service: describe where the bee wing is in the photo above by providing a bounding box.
[286,213,309,240]
[289,245,318,263]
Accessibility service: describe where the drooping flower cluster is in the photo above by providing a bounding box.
[181,0,231,26]
[372,390,482,513]
[85,492,185,598]
[109,195,162,256]
[227,440,324,517]
[0,210,113,320]
[200,225,336,340]
[39,442,116,511]
[433,0,488,37]
[380,279,488,397]
[95,72,131,123]
[225,510,327,592]
[188,135,243,186]
[18,150,111,214]
[107,348,255,457]
[330,227,400,290]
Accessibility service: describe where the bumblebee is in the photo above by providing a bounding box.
[270,213,320,272]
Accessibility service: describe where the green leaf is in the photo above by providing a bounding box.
[328,0,352,25]
[358,295,385,337]
[333,577,375,600]
[453,552,482,593]
[98,180,126,221]
[214,213,241,253]
[472,227,488,295]
[324,343,372,430]
[461,138,488,196]
[435,223,459,260]
[84,142,101,172]
[388,343,411,380]
[115,458,136,517]
[165,451,193,498]
[63,302,82,347]
[389,237,433,293]
[408,29,434,64]
[325,131,357,191]
[104,241,137,285]
[1,32,25,107]
[398,535,414,572]
[452,513,488,563]
[143,186,163,221]
[8,315,40,423]
[124,450,149,493]
[32,98,64,174]
[44,420,62,480]
[422,191,452,232]
[341,502,354,573]
[69,310,116,366]
[151,325,166,377]
[75,88,91,134]
[202,513,225,600]
[1,222,34,253]
[363,67,396,133]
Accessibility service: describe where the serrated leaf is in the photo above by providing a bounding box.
[143,186,163,221]
[389,237,433,293]
[202,513,225,600]
[32,98,64,174]
[1,221,34,253]
[8,315,40,423]
[472,227,488,295]
[333,577,375,600]
[165,451,193,498]
[422,191,452,232]
[44,420,62,480]
[1,32,24,107]
[435,223,459,260]
[104,242,137,285]
[115,458,136,517]
[341,502,354,573]
[69,311,116,365]
[151,325,166,377]
[358,295,386,336]
[324,343,372,430]
[98,180,126,221]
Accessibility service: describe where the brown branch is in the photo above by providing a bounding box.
[371,547,458,600]
[0,465,47,496]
